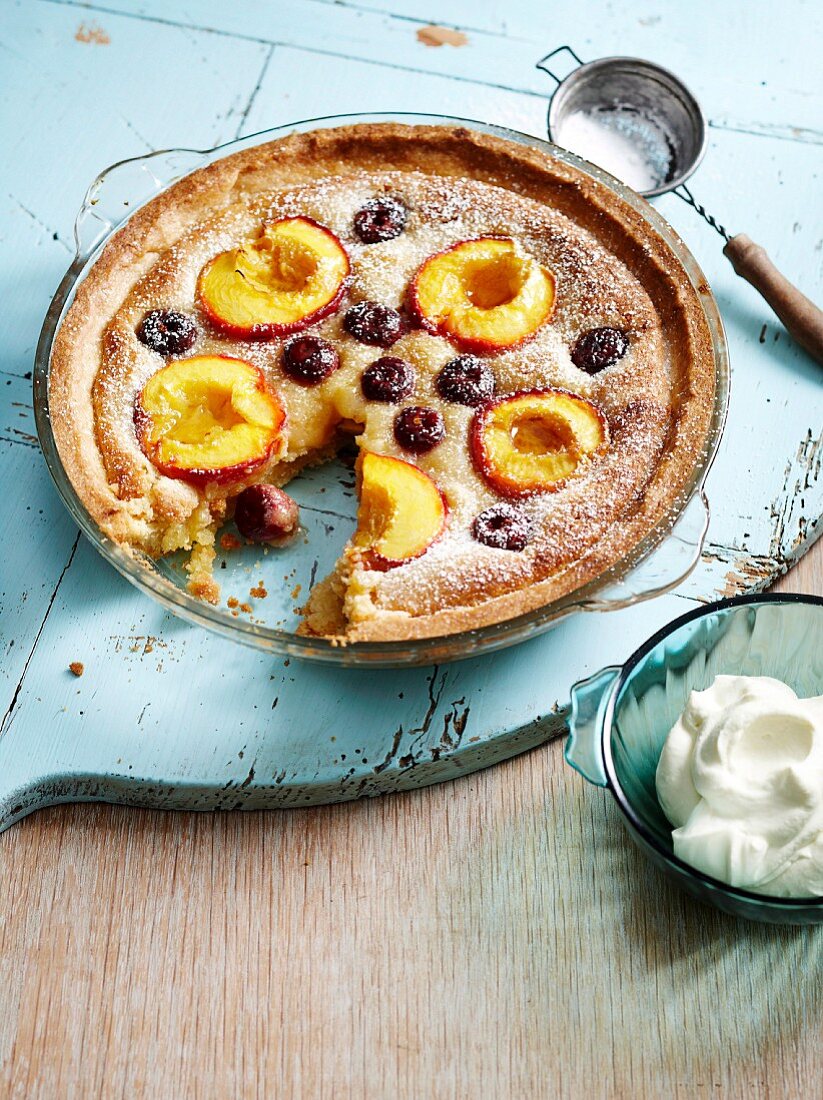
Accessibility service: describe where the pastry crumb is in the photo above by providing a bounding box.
[250,584,268,599]
[186,535,219,603]
[240,602,253,614]
[69,661,85,677]
[227,597,239,609]
[188,575,219,604]
[220,532,242,551]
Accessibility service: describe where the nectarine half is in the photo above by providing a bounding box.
[353,452,448,570]
[471,389,607,497]
[409,237,555,354]
[134,355,285,485]
[198,217,349,339]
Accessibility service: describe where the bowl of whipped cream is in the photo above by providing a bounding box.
[565,593,823,923]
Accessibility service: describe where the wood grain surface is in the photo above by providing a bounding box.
[0,549,819,1100]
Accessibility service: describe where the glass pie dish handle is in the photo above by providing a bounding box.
[565,665,620,787]
[578,489,710,612]
[73,148,209,264]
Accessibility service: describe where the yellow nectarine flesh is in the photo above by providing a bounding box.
[410,238,555,353]
[135,355,285,484]
[471,389,606,497]
[354,452,447,569]
[198,217,349,338]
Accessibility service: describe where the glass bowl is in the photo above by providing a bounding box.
[33,112,729,667]
[566,593,823,924]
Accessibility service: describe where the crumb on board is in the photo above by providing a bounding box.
[416,25,468,48]
[240,602,253,614]
[188,573,219,604]
[69,661,84,677]
[250,583,268,599]
[227,597,239,609]
[291,584,301,600]
[220,532,242,551]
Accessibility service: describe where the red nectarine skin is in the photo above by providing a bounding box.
[197,216,351,340]
[198,278,348,342]
[134,428,278,486]
[470,388,608,499]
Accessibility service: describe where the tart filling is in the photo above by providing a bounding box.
[49,124,715,642]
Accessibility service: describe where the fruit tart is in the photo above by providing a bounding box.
[49,123,716,642]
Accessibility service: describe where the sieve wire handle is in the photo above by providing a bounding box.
[535,45,585,85]
[675,187,823,366]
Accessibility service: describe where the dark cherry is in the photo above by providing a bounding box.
[136,309,197,356]
[571,327,629,374]
[393,406,445,454]
[353,196,407,244]
[361,356,416,403]
[234,484,299,543]
[343,301,406,348]
[471,503,532,551]
[435,355,495,406]
[282,334,340,386]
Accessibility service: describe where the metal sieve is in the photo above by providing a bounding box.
[537,46,823,365]
[540,49,707,198]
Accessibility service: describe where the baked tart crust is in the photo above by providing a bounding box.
[49,123,716,642]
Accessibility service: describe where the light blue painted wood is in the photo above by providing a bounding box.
[240,43,548,138]
[0,372,79,700]
[0,0,820,828]
[48,0,823,134]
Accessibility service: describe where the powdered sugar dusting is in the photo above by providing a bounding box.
[94,168,672,628]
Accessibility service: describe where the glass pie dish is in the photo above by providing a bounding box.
[566,594,823,924]
[33,112,729,667]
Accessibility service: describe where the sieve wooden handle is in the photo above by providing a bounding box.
[724,234,823,365]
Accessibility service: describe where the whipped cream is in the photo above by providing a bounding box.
[655,675,823,897]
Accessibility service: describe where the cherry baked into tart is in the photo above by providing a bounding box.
[49,123,715,643]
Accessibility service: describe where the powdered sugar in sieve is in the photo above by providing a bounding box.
[553,105,675,194]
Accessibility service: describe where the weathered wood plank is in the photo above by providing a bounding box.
[0,370,78,713]
[0,4,271,718]
[40,0,823,134]
[239,42,546,137]
[1,2,270,261]
[1,5,821,794]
